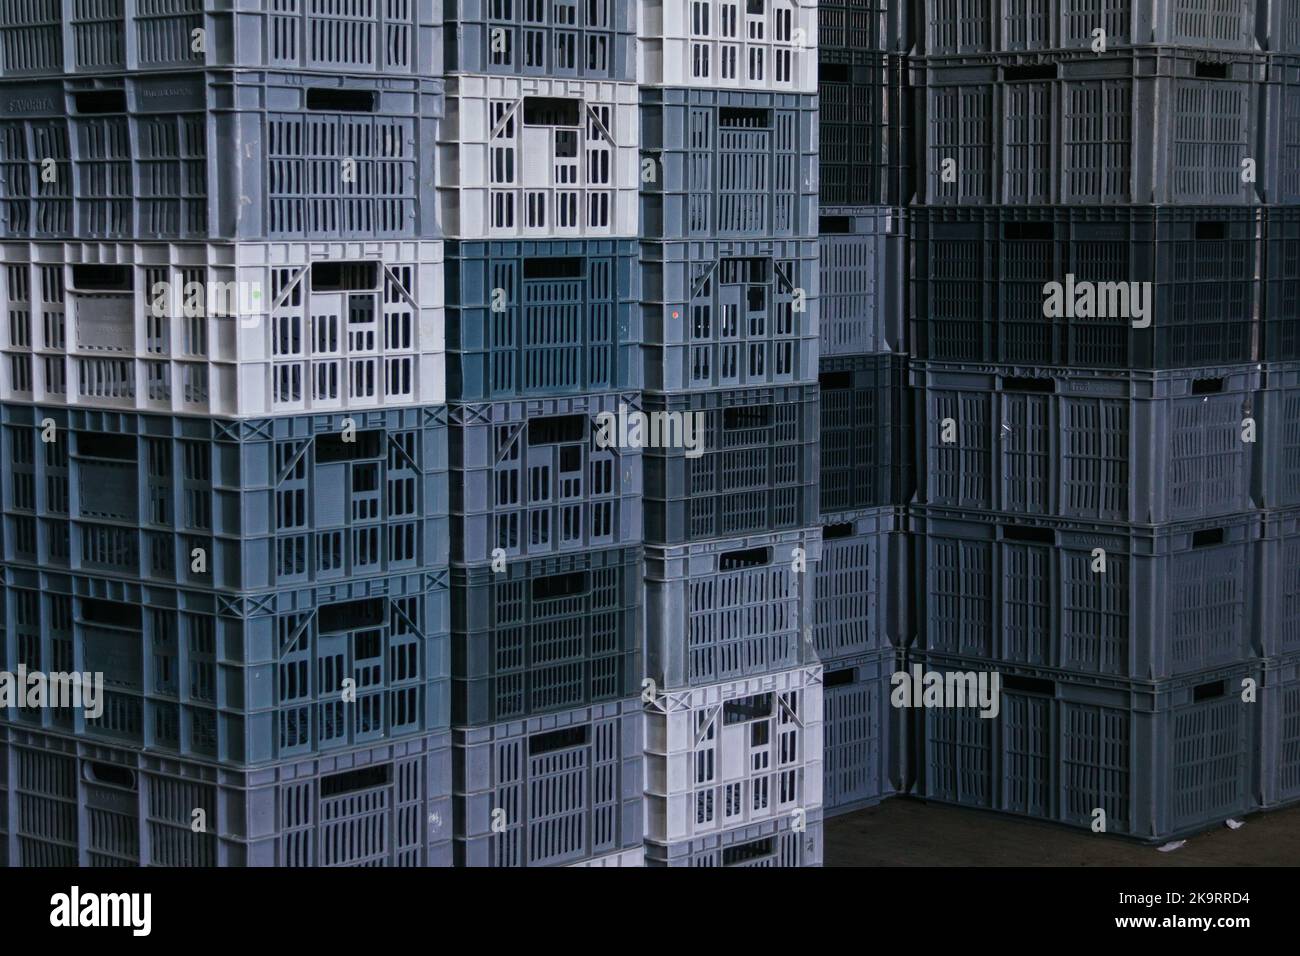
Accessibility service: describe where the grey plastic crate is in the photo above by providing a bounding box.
[1258,362,1300,509]
[913,654,1260,842]
[819,206,904,357]
[913,508,1262,682]
[640,87,819,241]
[643,384,819,545]
[0,71,443,242]
[1265,56,1300,203]
[448,392,642,565]
[0,724,452,866]
[1261,511,1300,659]
[917,362,1261,524]
[645,808,823,867]
[820,56,912,207]
[821,353,913,513]
[823,651,901,816]
[916,48,1270,206]
[821,0,911,54]
[446,0,634,80]
[645,528,820,690]
[813,507,905,662]
[451,545,642,725]
[0,403,449,591]
[640,238,819,391]
[910,205,1262,369]
[1262,207,1300,361]
[452,698,642,867]
[0,564,450,767]
[0,0,444,77]
[1261,654,1300,809]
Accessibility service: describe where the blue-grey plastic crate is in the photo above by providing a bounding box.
[917,362,1261,524]
[445,0,634,80]
[0,0,445,77]
[645,527,820,690]
[645,807,823,867]
[913,507,1262,682]
[445,239,640,401]
[448,392,642,565]
[1261,654,1300,809]
[0,564,450,767]
[819,206,904,357]
[823,651,901,816]
[0,71,443,242]
[1261,510,1300,659]
[821,353,913,514]
[912,654,1261,842]
[1263,206,1300,360]
[0,403,449,590]
[813,507,906,662]
[1258,362,1300,509]
[821,0,911,54]
[452,698,642,866]
[1266,56,1300,203]
[640,238,819,391]
[0,724,452,866]
[643,384,819,546]
[910,205,1262,369]
[915,49,1269,206]
[819,56,912,207]
[451,545,641,725]
[640,87,819,241]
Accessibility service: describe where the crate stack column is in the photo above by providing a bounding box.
[638,0,824,867]
[907,1,1300,840]
[0,3,452,865]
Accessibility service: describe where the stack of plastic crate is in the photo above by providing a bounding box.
[438,1,646,867]
[639,0,825,867]
[906,0,1300,841]
[0,2,453,866]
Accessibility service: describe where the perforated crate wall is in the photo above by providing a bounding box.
[822,651,899,816]
[821,0,910,54]
[818,207,904,357]
[813,507,904,662]
[820,353,912,513]
[1263,206,1300,360]
[1261,655,1300,809]
[1262,511,1300,659]
[820,56,911,207]
[446,0,635,80]
[1265,55,1300,203]
[645,807,823,866]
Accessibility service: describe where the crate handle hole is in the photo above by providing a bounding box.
[84,762,137,790]
[824,668,855,688]
[822,522,854,540]
[321,765,392,796]
[306,88,378,113]
[1002,376,1055,393]
[1002,525,1054,544]
[73,90,127,114]
[1191,377,1226,394]
[1194,62,1230,79]
[718,546,772,569]
[1191,528,1226,548]
[529,725,588,756]
[1192,679,1229,701]
[70,265,132,293]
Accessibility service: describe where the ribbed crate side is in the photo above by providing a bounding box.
[820,353,912,513]
[644,808,823,866]
[820,0,909,54]
[1262,206,1300,361]
[1262,511,1300,659]
[813,508,901,661]
[0,403,449,591]
[822,652,899,814]
[448,0,635,80]
[1258,364,1300,509]
[1262,656,1300,808]
[818,207,904,356]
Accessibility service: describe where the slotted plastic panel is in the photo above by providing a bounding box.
[1258,365,1300,509]
[1263,206,1300,359]
[449,0,634,79]
[820,0,906,53]
[1262,511,1300,658]
[813,508,901,662]
[819,207,903,356]
[820,353,912,514]
[819,57,904,207]
[645,807,823,866]
[822,653,897,814]
[1262,657,1300,809]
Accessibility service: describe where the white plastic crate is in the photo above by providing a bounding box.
[0,241,445,417]
[438,75,640,240]
[568,847,646,866]
[638,0,818,93]
[644,665,824,844]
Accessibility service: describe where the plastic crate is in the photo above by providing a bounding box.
[912,508,1262,682]
[645,527,821,690]
[820,353,913,513]
[446,0,635,80]
[910,205,1262,369]
[1258,363,1300,509]
[642,384,819,546]
[0,403,449,590]
[640,87,819,241]
[640,238,818,392]
[915,48,1268,206]
[644,665,823,844]
[437,74,639,241]
[445,239,640,401]
[1265,56,1300,203]
[822,651,900,816]
[819,206,904,357]
[644,807,823,866]
[813,508,905,662]
[819,56,912,207]
[0,71,443,243]
[0,564,449,766]
[569,846,645,866]
[1262,206,1300,360]
[916,362,1261,524]
[912,654,1260,842]
[1261,511,1300,659]
[637,0,818,93]
[451,545,642,725]
[0,240,445,417]
[0,0,444,78]
[448,392,641,565]
[0,724,453,866]
[1261,654,1300,809]
[820,0,911,54]
[452,698,642,867]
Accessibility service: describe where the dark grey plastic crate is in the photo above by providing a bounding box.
[823,651,900,816]
[640,87,818,240]
[451,545,642,725]
[0,403,449,591]
[916,362,1261,524]
[821,353,913,513]
[445,239,641,401]
[819,206,904,357]
[913,653,1261,842]
[640,238,819,391]
[448,392,642,565]
[1258,362,1300,509]
[1265,56,1300,203]
[452,698,642,867]
[1261,511,1300,659]
[0,0,444,77]
[0,724,452,866]
[913,508,1262,682]
[814,507,905,662]
[819,56,912,207]
[1261,654,1300,809]
[643,384,819,546]
[910,205,1262,369]
[645,528,820,690]
[445,0,634,80]
[0,564,450,767]
[915,48,1268,206]
[0,71,443,242]
[1263,206,1300,360]
[645,807,823,867]
[821,0,911,54]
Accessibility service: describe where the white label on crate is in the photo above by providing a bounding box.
[50,888,151,937]
[890,664,1001,719]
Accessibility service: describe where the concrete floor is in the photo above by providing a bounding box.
[826,797,1300,866]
